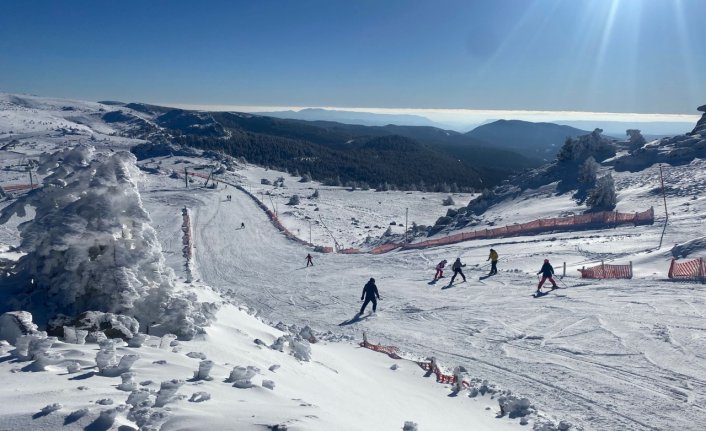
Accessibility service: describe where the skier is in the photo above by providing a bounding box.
[450,258,466,283]
[487,248,499,276]
[434,259,447,280]
[359,278,381,315]
[305,253,314,267]
[536,259,558,292]
[241,222,245,229]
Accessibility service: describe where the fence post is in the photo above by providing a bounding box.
[668,258,675,279]
[362,332,368,345]
[601,260,605,279]
[563,262,566,278]
[699,258,704,284]
[629,261,633,279]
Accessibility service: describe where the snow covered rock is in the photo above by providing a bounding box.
[402,421,419,431]
[50,311,139,341]
[0,311,38,345]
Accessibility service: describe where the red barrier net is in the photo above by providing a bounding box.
[359,340,402,359]
[578,262,632,279]
[390,207,655,253]
[668,258,706,281]
[1,184,40,192]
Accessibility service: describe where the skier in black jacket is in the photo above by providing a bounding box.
[359,278,381,315]
[537,259,558,292]
[450,258,466,283]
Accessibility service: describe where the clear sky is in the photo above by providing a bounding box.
[1,0,704,115]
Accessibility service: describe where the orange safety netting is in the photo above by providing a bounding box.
[578,262,632,279]
[668,258,706,281]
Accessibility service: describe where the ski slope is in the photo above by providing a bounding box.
[3,93,706,430]
[150,170,706,431]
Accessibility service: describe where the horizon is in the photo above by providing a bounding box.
[1,0,705,116]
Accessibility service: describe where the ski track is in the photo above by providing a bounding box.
[169,184,706,431]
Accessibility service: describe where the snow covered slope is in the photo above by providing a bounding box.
[3,94,706,431]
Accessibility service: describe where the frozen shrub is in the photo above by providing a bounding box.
[262,379,275,390]
[66,361,81,374]
[269,364,280,372]
[13,333,55,361]
[95,340,117,372]
[310,189,320,199]
[402,421,418,431]
[442,196,455,206]
[118,372,137,391]
[63,326,88,344]
[159,334,177,349]
[299,326,317,343]
[193,360,214,381]
[228,365,259,388]
[186,351,207,360]
[127,333,148,348]
[260,178,271,185]
[0,311,38,345]
[154,379,184,407]
[126,388,151,407]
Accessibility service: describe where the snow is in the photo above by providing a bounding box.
[3,93,706,430]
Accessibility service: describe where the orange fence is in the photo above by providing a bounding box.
[578,262,632,279]
[359,335,470,388]
[1,184,40,193]
[668,258,705,282]
[398,208,654,253]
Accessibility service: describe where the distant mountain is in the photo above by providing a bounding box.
[143,109,539,190]
[466,120,588,161]
[253,108,448,128]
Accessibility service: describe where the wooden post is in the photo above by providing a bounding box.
[184,168,188,188]
[699,258,704,284]
[563,262,566,278]
[629,261,633,279]
[601,260,605,279]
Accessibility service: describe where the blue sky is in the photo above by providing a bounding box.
[1,0,704,115]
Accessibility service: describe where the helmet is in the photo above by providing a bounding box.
[544,259,549,263]
[370,278,375,282]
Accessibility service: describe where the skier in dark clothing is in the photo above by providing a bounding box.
[359,278,380,315]
[241,222,245,229]
[450,258,466,283]
[536,259,558,292]
[305,253,313,267]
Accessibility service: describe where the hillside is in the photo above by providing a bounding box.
[466,120,588,161]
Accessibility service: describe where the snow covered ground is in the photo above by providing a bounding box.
[2,94,706,430]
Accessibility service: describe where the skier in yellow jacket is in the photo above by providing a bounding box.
[487,248,499,276]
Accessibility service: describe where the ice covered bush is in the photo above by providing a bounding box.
[96,339,140,376]
[227,365,260,388]
[0,145,217,339]
[39,403,62,415]
[63,326,88,344]
[13,333,55,361]
[118,372,138,391]
[402,421,418,431]
[262,379,275,390]
[0,311,38,345]
[154,379,184,407]
[291,338,312,361]
[192,360,214,381]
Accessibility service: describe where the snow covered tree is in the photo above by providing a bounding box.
[442,196,455,206]
[578,156,599,185]
[586,174,617,211]
[0,145,216,339]
[287,195,301,205]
